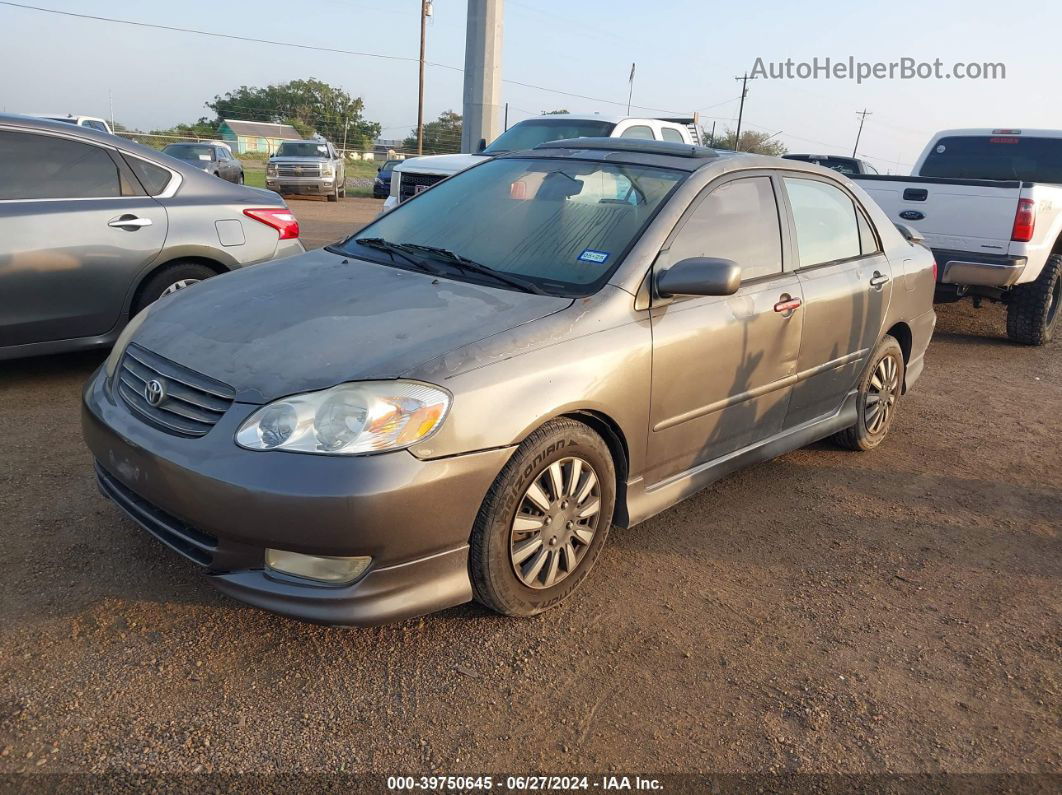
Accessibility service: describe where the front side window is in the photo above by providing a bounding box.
[335,157,687,296]
[482,119,616,154]
[784,178,862,267]
[667,176,783,282]
[620,125,654,140]
[0,130,120,200]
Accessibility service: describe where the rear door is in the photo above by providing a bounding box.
[0,129,168,346]
[780,175,893,426]
[645,173,803,485]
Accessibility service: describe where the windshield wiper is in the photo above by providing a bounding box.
[350,238,444,276]
[397,243,547,295]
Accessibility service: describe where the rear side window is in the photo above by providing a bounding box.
[660,127,685,143]
[0,130,120,200]
[82,120,109,132]
[857,209,879,255]
[620,125,654,140]
[784,178,862,267]
[919,135,1062,183]
[124,155,173,196]
[668,176,783,281]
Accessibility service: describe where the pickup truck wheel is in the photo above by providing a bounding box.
[133,262,217,314]
[327,183,339,202]
[832,335,905,452]
[1006,254,1061,345]
[469,418,615,617]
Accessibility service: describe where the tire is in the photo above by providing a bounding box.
[327,182,339,202]
[470,418,615,617]
[133,262,217,314]
[832,334,905,452]
[237,172,245,185]
[339,180,346,198]
[1006,253,1061,345]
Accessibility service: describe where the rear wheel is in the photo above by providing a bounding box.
[1007,254,1061,345]
[133,261,217,314]
[470,418,615,617]
[832,335,905,452]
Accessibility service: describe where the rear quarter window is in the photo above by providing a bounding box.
[123,155,173,196]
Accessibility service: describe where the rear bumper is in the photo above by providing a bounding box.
[81,366,511,624]
[903,308,936,393]
[933,248,1027,289]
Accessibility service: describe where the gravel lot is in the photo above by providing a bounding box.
[0,201,1058,777]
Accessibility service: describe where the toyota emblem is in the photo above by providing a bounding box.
[144,379,166,407]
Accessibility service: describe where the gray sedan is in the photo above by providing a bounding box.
[82,138,936,625]
[0,114,304,361]
[161,142,245,184]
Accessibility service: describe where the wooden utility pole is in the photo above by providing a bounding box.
[417,0,431,154]
[853,108,872,157]
[733,73,755,150]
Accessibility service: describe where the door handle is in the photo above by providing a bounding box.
[870,271,890,289]
[108,215,152,230]
[774,295,802,314]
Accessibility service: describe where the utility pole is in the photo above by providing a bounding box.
[709,121,716,147]
[626,63,636,115]
[417,0,432,155]
[733,73,755,150]
[853,108,872,157]
[461,0,504,153]
[504,102,509,131]
[109,89,114,131]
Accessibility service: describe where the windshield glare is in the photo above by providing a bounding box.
[340,157,685,295]
[919,136,1062,182]
[483,119,617,154]
[276,142,330,157]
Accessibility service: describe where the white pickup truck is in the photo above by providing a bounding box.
[383,113,701,212]
[852,129,1062,345]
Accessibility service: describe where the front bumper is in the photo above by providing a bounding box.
[82,366,512,625]
[266,176,336,196]
[933,248,1027,289]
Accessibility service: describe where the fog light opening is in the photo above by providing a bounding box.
[265,549,372,586]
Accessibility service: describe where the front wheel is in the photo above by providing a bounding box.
[470,418,615,617]
[1007,254,1061,345]
[832,334,905,452]
[327,182,340,202]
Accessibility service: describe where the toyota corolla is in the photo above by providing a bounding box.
[82,138,936,625]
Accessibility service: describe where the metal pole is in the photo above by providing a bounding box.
[109,89,114,131]
[417,0,427,154]
[504,102,509,131]
[709,121,716,147]
[626,62,635,115]
[853,108,871,157]
[733,73,752,150]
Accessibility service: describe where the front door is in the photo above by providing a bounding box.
[645,174,803,486]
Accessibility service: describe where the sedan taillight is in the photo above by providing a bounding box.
[244,208,299,240]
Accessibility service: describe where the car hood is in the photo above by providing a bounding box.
[131,248,572,404]
[397,152,486,176]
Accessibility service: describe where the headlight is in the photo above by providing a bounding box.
[105,305,152,380]
[236,380,451,455]
[266,164,278,175]
[320,164,335,177]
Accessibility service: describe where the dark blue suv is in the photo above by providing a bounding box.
[373,158,407,198]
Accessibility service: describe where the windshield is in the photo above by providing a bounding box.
[163,144,215,160]
[335,157,685,296]
[275,141,330,158]
[919,136,1062,183]
[482,119,617,154]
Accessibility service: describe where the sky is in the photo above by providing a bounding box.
[1,0,1058,173]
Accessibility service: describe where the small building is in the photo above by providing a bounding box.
[218,119,303,155]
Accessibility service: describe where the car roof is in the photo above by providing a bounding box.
[518,112,690,125]
[507,136,747,172]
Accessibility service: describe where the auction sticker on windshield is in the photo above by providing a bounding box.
[577,249,610,264]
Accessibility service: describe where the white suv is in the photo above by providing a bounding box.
[383,113,700,212]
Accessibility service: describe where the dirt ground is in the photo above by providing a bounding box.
[0,206,1058,778]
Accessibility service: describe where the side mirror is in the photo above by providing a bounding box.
[656,257,741,298]
[477,137,487,152]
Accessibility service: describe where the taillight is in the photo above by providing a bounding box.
[244,208,299,240]
[1011,198,1036,242]
[932,259,938,282]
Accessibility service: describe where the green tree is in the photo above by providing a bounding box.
[713,127,787,156]
[402,110,463,155]
[207,78,381,150]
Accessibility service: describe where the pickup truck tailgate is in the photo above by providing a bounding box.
[855,177,1020,256]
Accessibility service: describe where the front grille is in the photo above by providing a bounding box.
[96,463,217,566]
[117,344,235,437]
[399,171,445,201]
[277,164,321,177]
